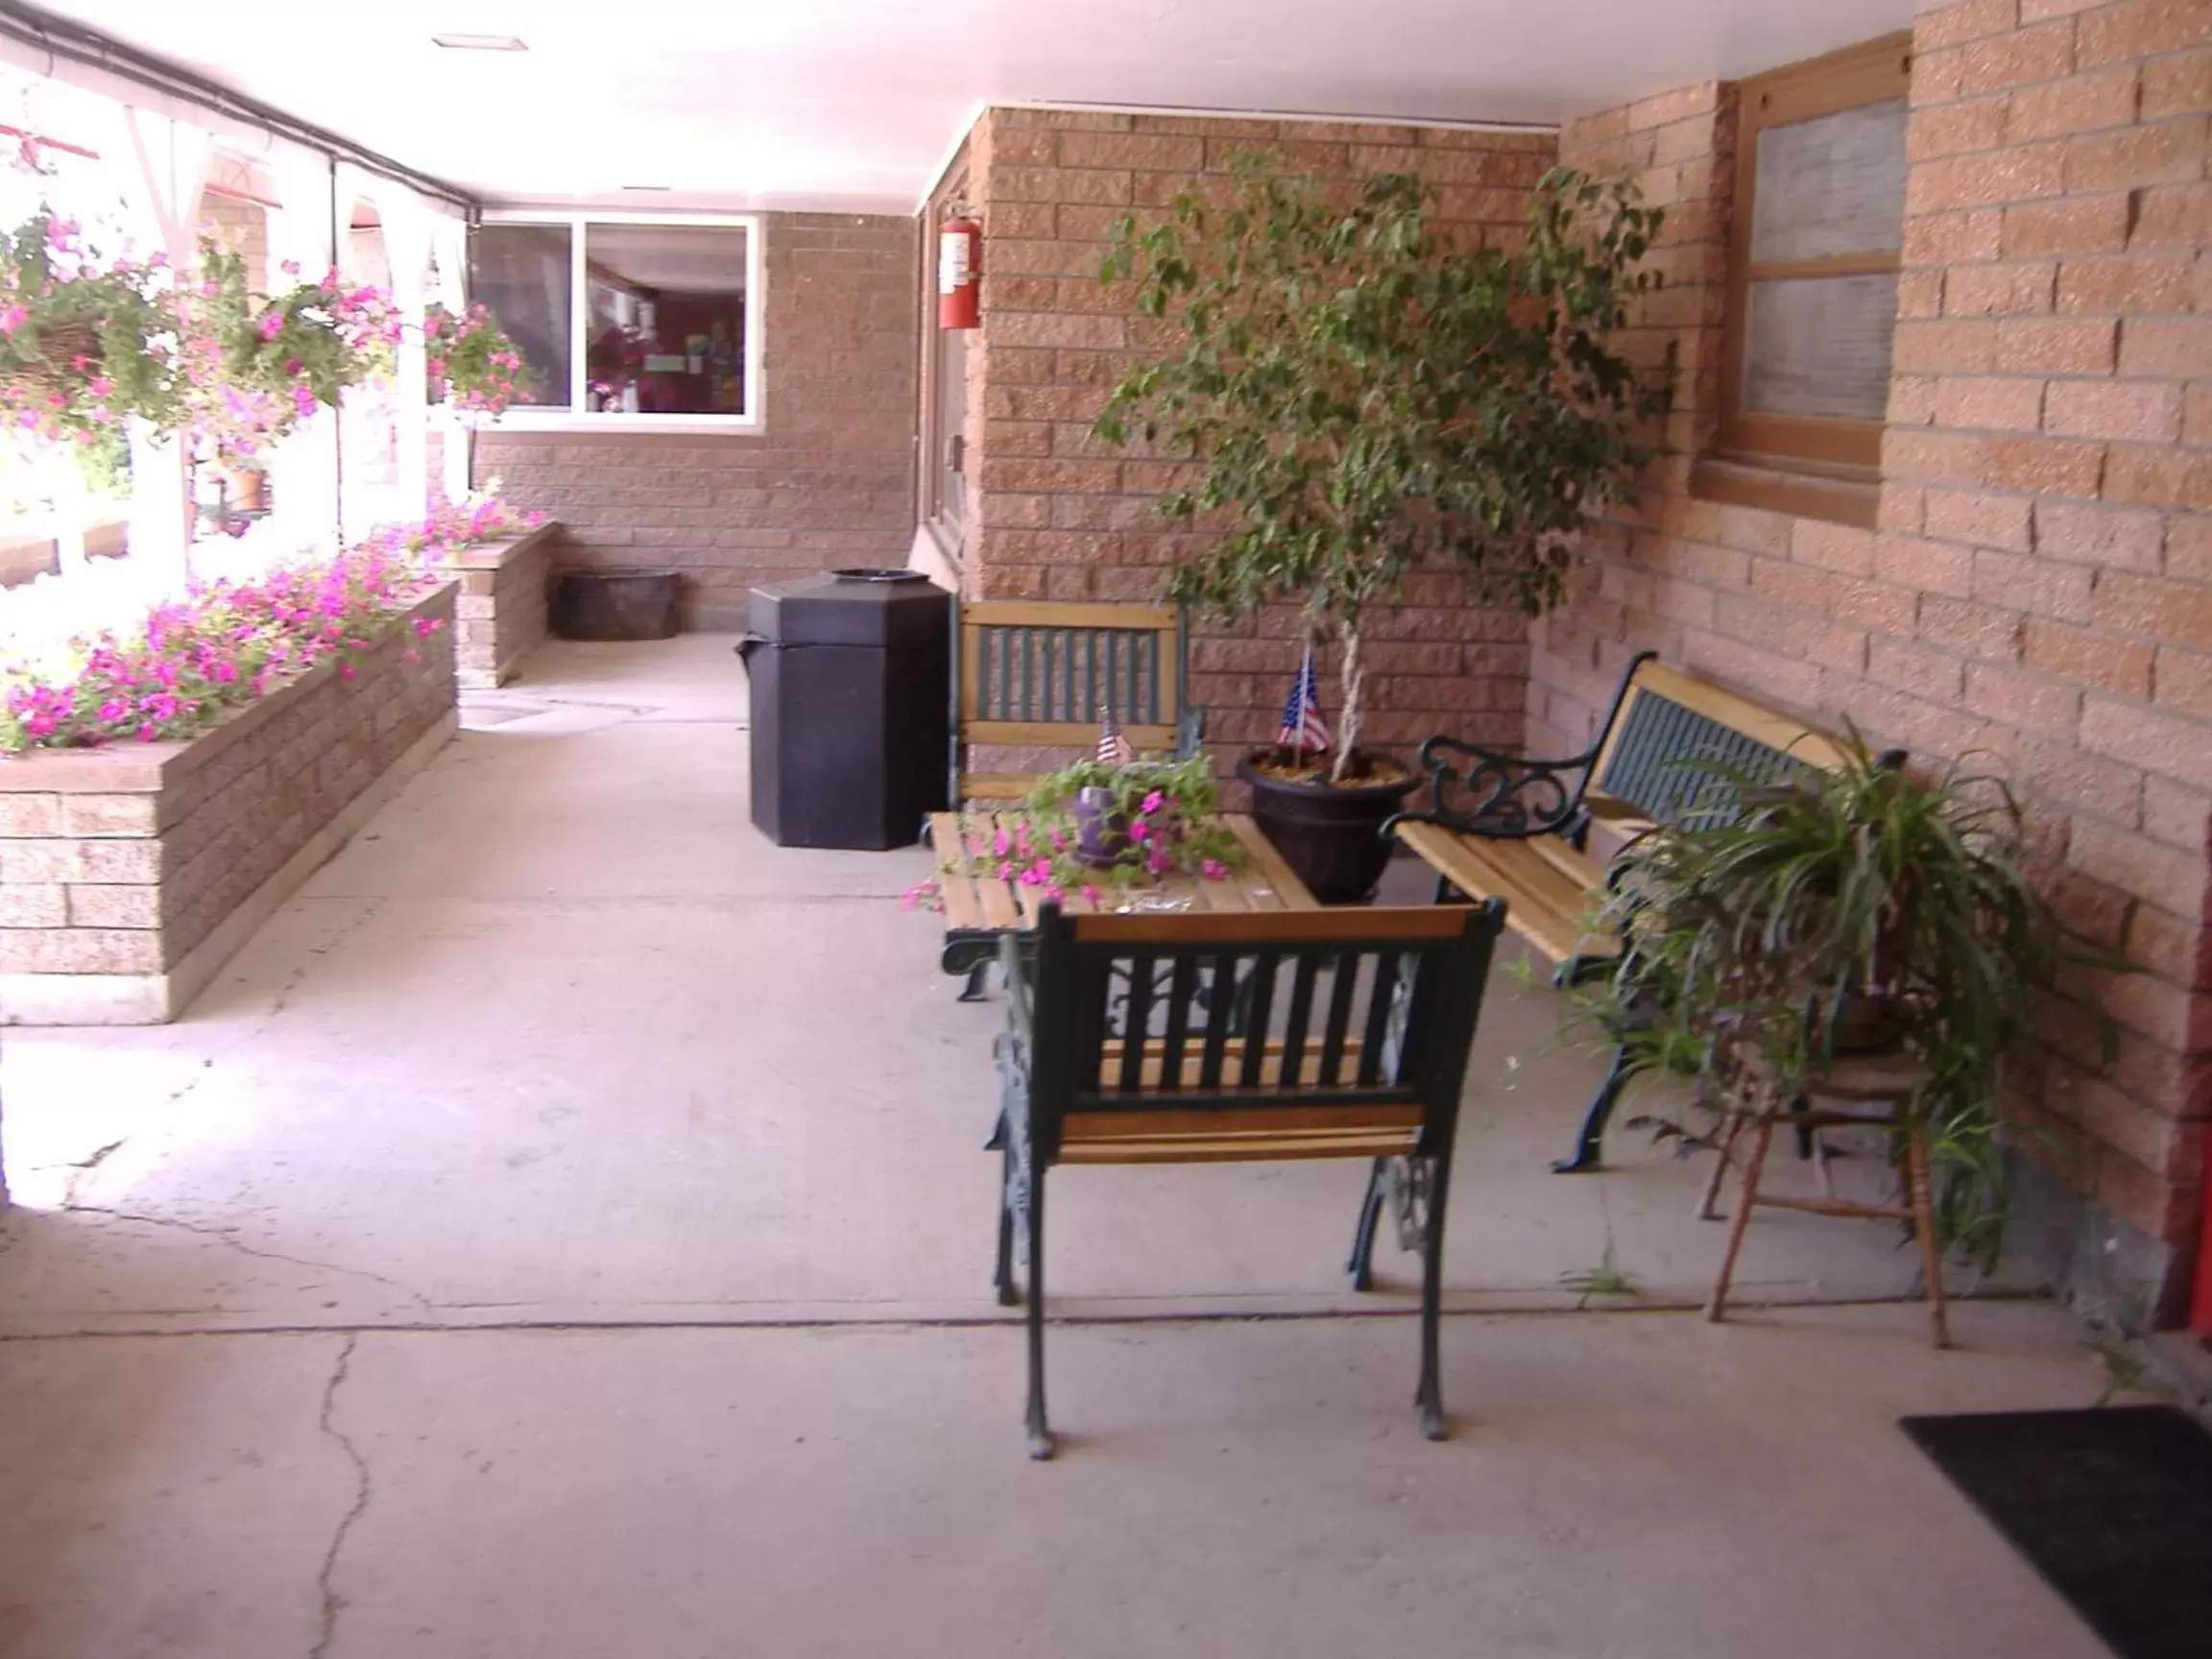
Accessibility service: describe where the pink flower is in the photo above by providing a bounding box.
[1200,858,1230,880]
[1128,819,1150,842]
[1,305,29,335]
[1147,850,1173,877]
[339,662,358,682]
[994,827,1011,857]
[96,700,127,722]
[1141,790,1166,814]
[411,616,445,638]
[1080,884,1102,904]
[258,312,284,341]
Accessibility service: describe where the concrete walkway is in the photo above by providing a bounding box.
[0,637,2137,1657]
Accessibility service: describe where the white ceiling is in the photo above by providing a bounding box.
[27,0,1913,214]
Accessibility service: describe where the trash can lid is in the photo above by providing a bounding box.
[747,569,951,647]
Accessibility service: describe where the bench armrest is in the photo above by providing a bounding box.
[1402,732,1603,840]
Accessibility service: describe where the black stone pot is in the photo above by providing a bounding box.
[1238,747,1419,905]
[551,569,681,640]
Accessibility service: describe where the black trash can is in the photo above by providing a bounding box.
[738,568,950,850]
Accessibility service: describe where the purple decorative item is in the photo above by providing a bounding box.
[1071,785,1130,867]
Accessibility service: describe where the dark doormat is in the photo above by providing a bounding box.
[1900,1406,2212,1659]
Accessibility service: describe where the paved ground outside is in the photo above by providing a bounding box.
[0,636,2142,1657]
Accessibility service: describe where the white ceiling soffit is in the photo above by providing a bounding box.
[25,0,1914,216]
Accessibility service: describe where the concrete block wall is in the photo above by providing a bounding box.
[1535,0,2212,1318]
[476,212,921,630]
[962,108,1551,759]
[0,583,457,1024]
[450,523,555,689]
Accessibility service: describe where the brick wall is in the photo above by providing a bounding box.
[963,108,1551,760]
[1537,0,2211,1318]
[0,584,456,1023]
[476,212,920,631]
[201,192,268,290]
[450,523,555,689]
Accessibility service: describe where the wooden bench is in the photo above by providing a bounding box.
[990,901,1508,1456]
[1383,651,1862,1173]
[949,599,1203,803]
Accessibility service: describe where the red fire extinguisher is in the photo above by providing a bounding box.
[938,212,980,330]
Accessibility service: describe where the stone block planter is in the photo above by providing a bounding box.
[0,580,459,1024]
[451,521,557,689]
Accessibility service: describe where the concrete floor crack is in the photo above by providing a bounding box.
[63,1207,435,1315]
[309,1333,370,1659]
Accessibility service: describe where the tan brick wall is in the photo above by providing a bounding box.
[1537,2,2212,1285]
[475,213,920,630]
[450,524,555,689]
[0,584,456,980]
[963,108,1552,759]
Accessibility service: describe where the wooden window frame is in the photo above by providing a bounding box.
[1705,33,1913,522]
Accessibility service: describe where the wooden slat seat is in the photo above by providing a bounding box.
[990,900,1507,1456]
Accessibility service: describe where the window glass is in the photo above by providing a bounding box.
[1750,99,1910,264]
[469,224,572,409]
[1743,274,1900,421]
[932,323,967,531]
[582,223,750,417]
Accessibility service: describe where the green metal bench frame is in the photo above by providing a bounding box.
[1386,652,1888,1173]
[948,598,1205,807]
[990,900,1507,1458]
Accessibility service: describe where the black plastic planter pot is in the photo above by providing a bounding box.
[1238,747,1418,904]
[551,569,681,640]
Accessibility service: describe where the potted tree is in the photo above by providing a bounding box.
[1094,157,1669,901]
[1582,744,2109,1261]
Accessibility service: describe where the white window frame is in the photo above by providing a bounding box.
[473,210,765,434]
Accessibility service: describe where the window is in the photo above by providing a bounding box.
[469,214,762,429]
[921,185,972,558]
[1704,34,1911,526]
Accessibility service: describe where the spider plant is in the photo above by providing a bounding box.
[1581,739,2107,1261]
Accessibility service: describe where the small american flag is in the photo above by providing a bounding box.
[1096,702,1135,766]
[1276,649,1331,755]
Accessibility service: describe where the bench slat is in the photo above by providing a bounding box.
[1392,821,1612,966]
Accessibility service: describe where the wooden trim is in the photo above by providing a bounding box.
[1743,250,1902,283]
[1718,32,1913,476]
[1070,905,1472,946]
[1631,661,1850,769]
[1691,455,1880,530]
[1732,410,1884,471]
[1069,1104,1419,1136]
[1058,1128,1420,1165]
[963,719,1178,748]
[960,600,1177,630]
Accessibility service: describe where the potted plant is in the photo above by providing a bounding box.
[904,752,1244,912]
[1093,157,1669,902]
[1581,743,2106,1261]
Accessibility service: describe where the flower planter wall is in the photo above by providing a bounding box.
[451,521,557,689]
[0,582,458,1024]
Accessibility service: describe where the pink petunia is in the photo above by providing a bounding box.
[258,312,284,342]
[1141,790,1166,814]
[1200,858,1230,880]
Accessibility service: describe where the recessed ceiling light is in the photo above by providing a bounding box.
[431,34,527,51]
[621,184,672,192]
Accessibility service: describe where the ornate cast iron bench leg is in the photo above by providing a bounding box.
[1346,1157,1389,1291]
[945,934,997,1002]
[1024,1163,1055,1460]
[1552,1043,1642,1173]
[994,1133,1021,1308]
[1414,1152,1453,1441]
